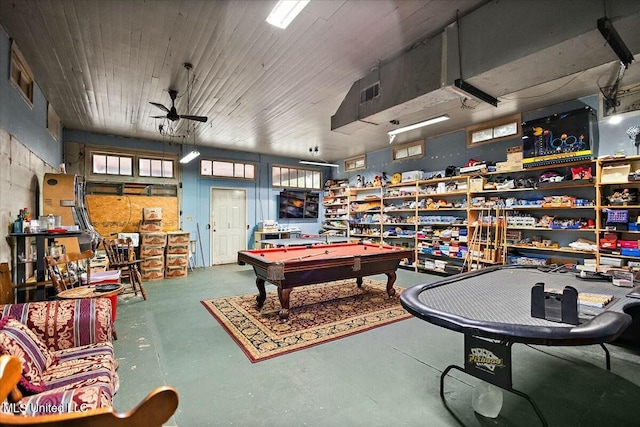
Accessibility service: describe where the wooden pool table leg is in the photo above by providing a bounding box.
[255,278,267,309]
[385,272,397,297]
[277,287,292,322]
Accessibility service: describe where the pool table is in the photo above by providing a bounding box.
[237,242,413,321]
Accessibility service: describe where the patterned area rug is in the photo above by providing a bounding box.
[201,278,411,362]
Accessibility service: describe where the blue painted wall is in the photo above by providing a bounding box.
[64,130,333,264]
[330,97,607,184]
[0,30,61,166]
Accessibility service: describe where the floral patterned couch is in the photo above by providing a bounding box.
[0,298,118,415]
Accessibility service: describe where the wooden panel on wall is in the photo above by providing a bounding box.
[86,195,179,236]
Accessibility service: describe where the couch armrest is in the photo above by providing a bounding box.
[1,299,112,351]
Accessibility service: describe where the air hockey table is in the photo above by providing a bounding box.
[400,265,640,426]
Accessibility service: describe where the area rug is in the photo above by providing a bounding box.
[201,278,411,362]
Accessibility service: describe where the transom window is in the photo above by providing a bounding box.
[10,43,34,105]
[467,114,522,146]
[139,158,174,178]
[392,140,424,161]
[200,159,255,179]
[92,154,133,176]
[272,166,321,189]
[344,155,366,172]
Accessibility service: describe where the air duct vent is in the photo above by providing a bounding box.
[360,82,380,103]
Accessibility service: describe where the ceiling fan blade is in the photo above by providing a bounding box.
[150,115,167,119]
[149,102,170,113]
[180,115,209,123]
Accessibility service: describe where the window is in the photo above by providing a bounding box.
[139,158,174,178]
[47,103,61,141]
[392,140,424,161]
[92,154,133,176]
[10,43,34,105]
[467,114,522,146]
[344,155,366,172]
[272,166,321,189]
[200,159,255,179]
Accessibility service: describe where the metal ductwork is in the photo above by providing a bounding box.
[331,0,640,136]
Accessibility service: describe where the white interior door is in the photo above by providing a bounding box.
[210,188,247,265]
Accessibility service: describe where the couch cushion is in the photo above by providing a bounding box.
[44,342,119,395]
[0,317,55,394]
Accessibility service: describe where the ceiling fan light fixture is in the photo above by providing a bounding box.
[180,149,200,164]
[266,0,310,29]
[388,115,450,136]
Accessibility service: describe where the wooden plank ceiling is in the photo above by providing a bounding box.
[0,0,638,162]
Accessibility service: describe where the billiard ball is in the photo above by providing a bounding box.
[364,246,367,250]
[260,253,265,257]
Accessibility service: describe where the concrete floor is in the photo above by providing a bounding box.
[112,265,640,427]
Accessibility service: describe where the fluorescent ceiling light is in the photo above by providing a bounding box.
[180,149,200,164]
[299,160,339,168]
[267,0,310,29]
[387,115,450,136]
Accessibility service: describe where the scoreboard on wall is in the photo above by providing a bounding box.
[521,107,598,168]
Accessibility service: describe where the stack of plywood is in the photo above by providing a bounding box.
[140,208,166,281]
[165,231,190,279]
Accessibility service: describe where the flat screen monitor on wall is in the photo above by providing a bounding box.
[278,191,319,219]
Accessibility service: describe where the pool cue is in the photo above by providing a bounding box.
[477,208,485,270]
[464,212,479,272]
[280,249,337,263]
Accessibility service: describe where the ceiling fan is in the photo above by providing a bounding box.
[150,89,208,123]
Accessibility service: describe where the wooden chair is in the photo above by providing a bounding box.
[45,250,95,294]
[102,238,147,300]
[0,354,179,426]
[0,262,15,304]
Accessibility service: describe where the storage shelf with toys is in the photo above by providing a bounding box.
[345,185,383,242]
[378,175,470,275]
[595,155,640,272]
[321,182,350,236]
[463,157,598,269]
[331,153,616,275]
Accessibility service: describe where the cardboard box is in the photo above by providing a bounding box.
[143,207,163,221]
[166,243,189,255]
[140,245,165,258]
[496,161,523,172]
[141,256,164,270]
[167,231,190,245]
[470,177,485,192]
[601,164,630,184]
[165,266,188,278]
[506,146,523,162]
[166,254,189,268]
[141,269,164,281]
[140,232,167,247]
[139,221,163,233]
